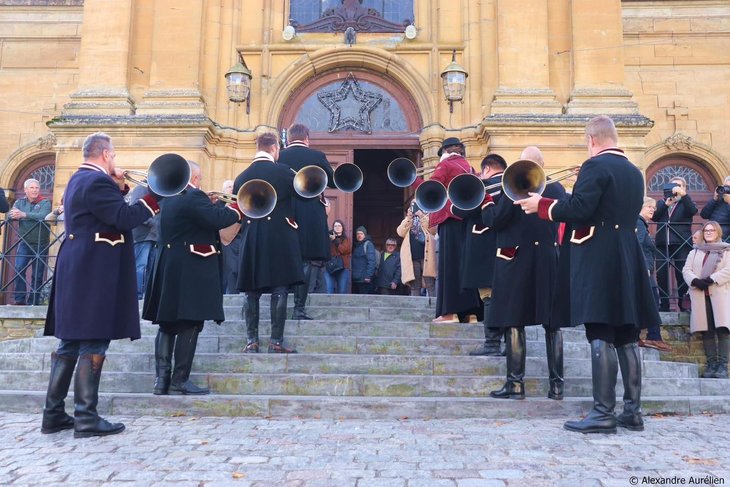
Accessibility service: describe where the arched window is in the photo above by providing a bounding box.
[290,0,413,33]
[647,166,709,193]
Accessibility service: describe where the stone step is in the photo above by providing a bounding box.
[221,293,435,309]
[2,369,727,398]
[134,321,595,343]
[3,335,597,358]
[212,305,437,322]
[1,390,728,419]
[0,352,697,378]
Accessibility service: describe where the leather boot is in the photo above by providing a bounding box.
[489,327,525,399]
[564,339,618,434]
[714,332,729,379]
[292,283,313,320]
[616,342,644,431]
[73,354,125,438]
[545,329,564,400]
[269,292,297,353]
[153,330,175,395]
[469,298,503,356]
[169,326,209,395]
[243,294,260,353]
[41,353,77,434]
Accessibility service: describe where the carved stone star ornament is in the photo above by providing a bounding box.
[317,72,383,133]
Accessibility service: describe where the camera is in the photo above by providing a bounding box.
[717,185,730,195]
[663,183,679,199]
[411,201,422,214]
[329,230,336,237]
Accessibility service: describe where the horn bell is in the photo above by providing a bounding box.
[333,163,363,192]
[415,180,448,213]
[293,165,328,198]
[237,179,277,219]
[448,173,487,211]
[502,159,546,202]
[147,153,191,197]
[387,158,418,188]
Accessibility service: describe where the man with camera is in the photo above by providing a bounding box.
[652,176,697,311]
[700,176,730,241]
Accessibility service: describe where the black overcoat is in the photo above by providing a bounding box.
[482,181,565,328]
[142,188,240,324]
[277,143,334,261]
[44,164,159,340]
[544,149,661,329]
[233,158,305,291]
[453,173,503,290]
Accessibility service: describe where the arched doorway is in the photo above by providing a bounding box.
[1,155,57,304]
[279,69,423,249]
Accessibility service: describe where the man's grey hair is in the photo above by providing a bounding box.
[82,132,112,159]
[23,178,40,189]
[585,115,618,145]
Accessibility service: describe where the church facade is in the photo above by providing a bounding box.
[0,0,728,241]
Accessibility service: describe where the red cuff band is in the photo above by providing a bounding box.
[228,203,244,220]
[140,194,161,215]
[537,198,555,220]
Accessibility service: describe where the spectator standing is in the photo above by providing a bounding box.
[652,176,697,311]
[351,226,376,294]
[375,238,402,295]
[129,184,160,300]
[9,178,51,305]
[700,176,730,240]
[396,201,436,297]
[682,220,730,379]
[324,219,352,294]
[217,179,243,294]
[636,197,671,352]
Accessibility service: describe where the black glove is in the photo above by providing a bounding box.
[691,278,709,291]
[703,277,715,286]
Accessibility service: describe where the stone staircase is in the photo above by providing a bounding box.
[0,294,727,419]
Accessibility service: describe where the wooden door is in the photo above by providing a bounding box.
[315,148,354,235]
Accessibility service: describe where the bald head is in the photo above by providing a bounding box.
[520,146,545,168]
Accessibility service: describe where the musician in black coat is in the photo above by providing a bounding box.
[482,147,566,400]
[234,133,304,354]
[651,176,698,310]
[455,154,507,357]
[277,123,335,320]
[42,132,162,438]
[143,162,242,395]
[517,116,661,434]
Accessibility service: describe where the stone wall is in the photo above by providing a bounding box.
[0,307,45,340]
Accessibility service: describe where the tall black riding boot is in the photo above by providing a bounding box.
[269,292,297,353]
[292,283,313,320]
[73,354,125,438]
[545,329,564,400]
[714,331,729,379]
[489,327,526,399]
[702,331,718,378]
[169,326,209,395]
[243,294,260,353]
[469,298,503,356]
[564,339,618,434]
[41,353,78,434]
[153,329,175,395]
[616,342,644,431]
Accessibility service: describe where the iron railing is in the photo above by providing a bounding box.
[0,218,64,305]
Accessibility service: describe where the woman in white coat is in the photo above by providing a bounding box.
[683,220,730,378]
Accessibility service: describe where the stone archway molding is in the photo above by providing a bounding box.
[259,46,433,129]
[0,133,56,190]
[644,133,728,182]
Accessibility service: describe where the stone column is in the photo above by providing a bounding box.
[490,0,561,115]
[565,0,638,115]
[62,0,134,116]
[136,0,206,115]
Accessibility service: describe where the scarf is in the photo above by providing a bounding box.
[694,242,730,278]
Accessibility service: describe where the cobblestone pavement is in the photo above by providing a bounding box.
[1,412,729,486]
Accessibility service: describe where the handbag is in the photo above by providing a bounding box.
[325,255,344,274]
